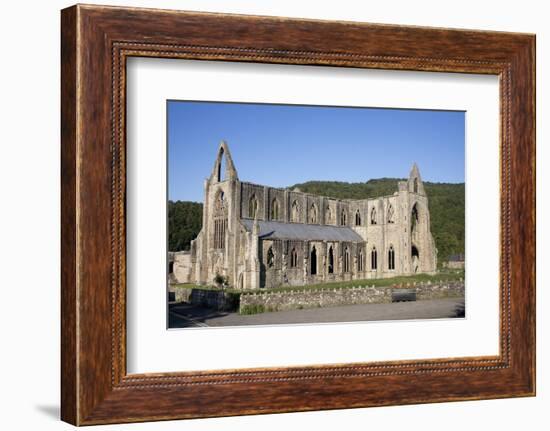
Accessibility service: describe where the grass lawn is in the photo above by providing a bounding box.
[172,269,464,295]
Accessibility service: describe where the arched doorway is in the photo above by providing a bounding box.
[310,246,317,275]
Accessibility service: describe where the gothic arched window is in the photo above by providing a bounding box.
[340,209,347,226]
[267,246,275,268]
[291,200,300,222]
[355,210,362,226]
[215,190,225,212]
[371,247,378,270]
[328,246,334,274]
[370,207,377,225]
[217,147,225,182]
[213,190,227,249]
[309,203,318,224]
[358,248,364,271]
[248,195,258,218]
[388,245,395,270]
[290,247,298,268]
[325,206,332,224]
[310,246,317,275]
[271,198,279,220]
[343,247,351,273]
[411,203,419,233]
[387,204,395,224]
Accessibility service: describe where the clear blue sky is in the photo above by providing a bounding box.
[168,101,465,202]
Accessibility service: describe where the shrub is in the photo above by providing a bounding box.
[239,304,265,315]
[213,273,229,288]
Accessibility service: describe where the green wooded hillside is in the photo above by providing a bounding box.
[168,200,203,252]
[168,179,465,265]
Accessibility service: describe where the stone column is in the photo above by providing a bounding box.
[283,189,289,223]
[245,218,261,289]
[263,186,269,221]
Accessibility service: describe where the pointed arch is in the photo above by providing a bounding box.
[309,203,318,224]
[217,147,226,182]
[291,200,300,222]
[213,189,227,249]
[411,202,419,233]
[340,208,347,226]
[271,198,280,220]
[214,190,225,213]
[290,247,298,268]
[371,246,378,270]
[355,210,362,226]
[212,142,238,183]
[267,246,275,268]
[248,194,258,218]
[387,204,395,224]
[343,246,351,273]
[411,244,420,273]
[325,206,332,224]
[371,207,377,225]
[328,246,334,274]
[310,246,317,275]
[388,245,395,270]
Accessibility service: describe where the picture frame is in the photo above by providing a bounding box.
[60,4,535,425]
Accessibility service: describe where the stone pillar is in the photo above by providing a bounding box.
[303,241,309,284]
[263,186,269,221]
[283,189,289,223]
[247,219,261,289]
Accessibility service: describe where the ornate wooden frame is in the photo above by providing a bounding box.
[61,4,535,425]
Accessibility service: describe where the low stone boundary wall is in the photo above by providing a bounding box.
[239,282,464,314]
[170,282,465,314]
[415,283,464,300]
[169,286,238,311]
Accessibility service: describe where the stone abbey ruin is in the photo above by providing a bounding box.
[171,141,437,289]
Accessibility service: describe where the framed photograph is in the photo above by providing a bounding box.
[165,101,465,330]
[61,4,535,425]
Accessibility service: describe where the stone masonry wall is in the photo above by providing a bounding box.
[239,281,464,313]
[169,286,239,311]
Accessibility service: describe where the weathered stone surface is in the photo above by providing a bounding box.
[239,282,464,313]
[172,142,439,290]
[169,286,238,311]
[169,285,193,304]
[169,251,192,283]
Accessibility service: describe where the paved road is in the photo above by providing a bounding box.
[168,297,465,328]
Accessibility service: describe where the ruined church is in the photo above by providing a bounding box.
[171,141,437,289]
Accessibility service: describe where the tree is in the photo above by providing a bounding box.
[168,200,203,251]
